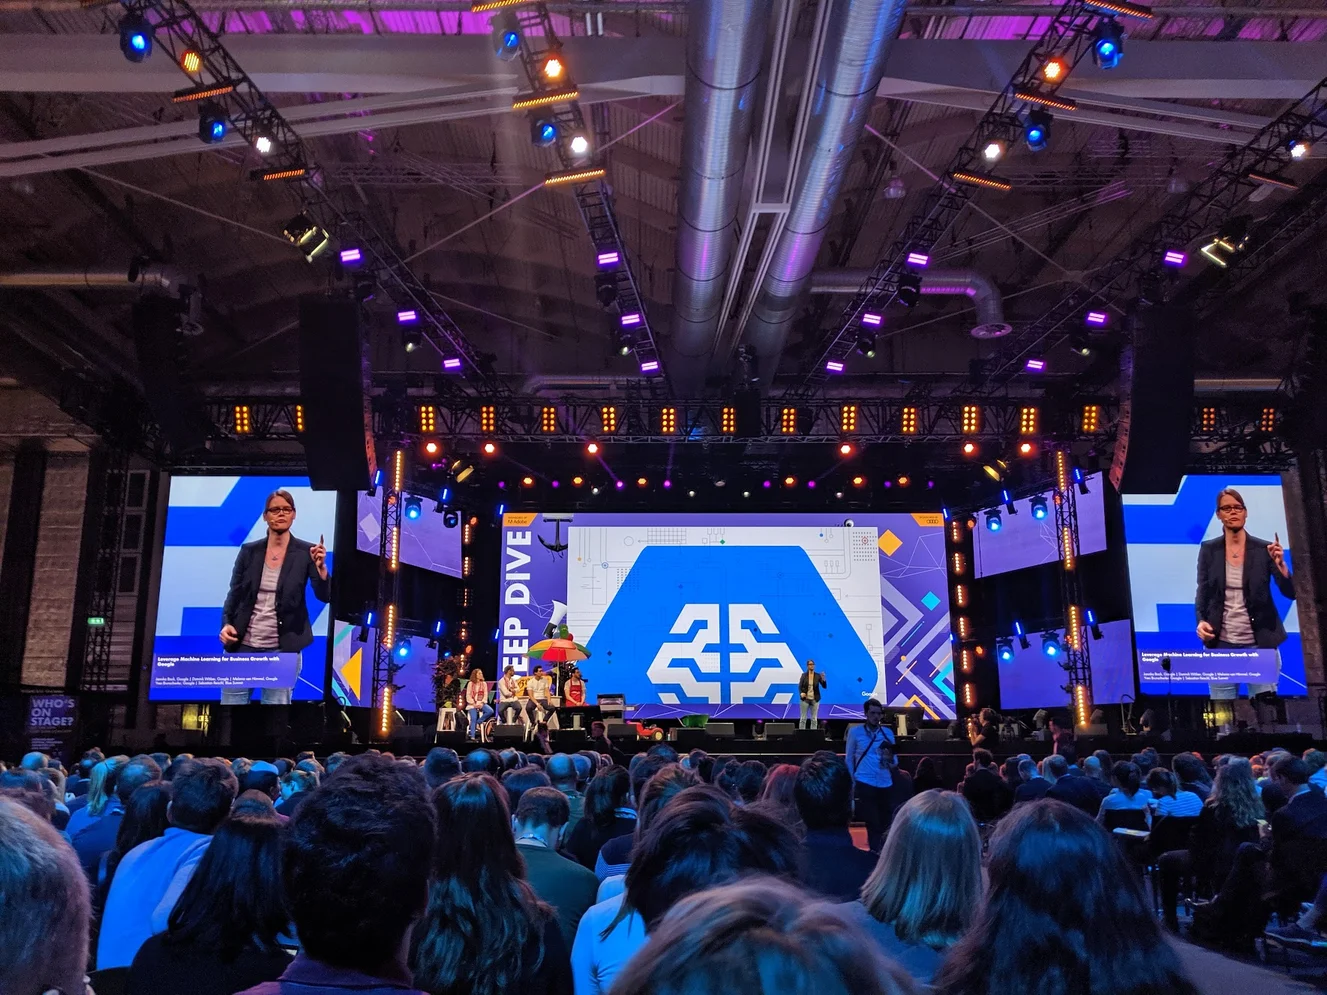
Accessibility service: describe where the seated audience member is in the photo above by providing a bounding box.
[754,762,803,833]
[241,761,282,803]
[1174,753,1213,801]
[423,747,462,790]
[514,787,599,944]
[463,748,498,775]
[275,768,316,817]
[1096,761,1151,828]
[1044,752,1105,817]
[547,754,586,835]
[825,789,980,984]
[597,764,697,885]
[72,754,161,880]
[912,757,943,794]
[37,766,70,829]
[794,754,878,901]
[127,810,292,995]
[0,798,92,995]
[571,787,799,995]
[1305,749,1327,792]
[66,755,126,838]
[412,774,570,995]
[98,757,238,968]
[609,878,917,995]
[19,750,49,770]
[503,764,552,813]
[236,753,434,995]
[959,749,1011,822]
[322,751,349,776]
[1000,758,1023,796]
[1158,757,1263,932]
[1148,768,1203,819]
[1013,758,1052,804]
[731,760,767,806]
[562,766,635,870]
[95,781,172,915]
[231,757,254,781]
[498,748,523,774]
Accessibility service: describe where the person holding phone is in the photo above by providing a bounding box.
[1194,487,1294,702]
[219,489,331,705]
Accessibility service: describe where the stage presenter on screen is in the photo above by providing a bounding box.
[218,489,331,704]
[1194,487,1294,702]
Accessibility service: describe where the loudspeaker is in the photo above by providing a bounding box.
[492,724,525,744]
[298,296,376,490]
[668,728,709,749]
[433,730,469,750]
[1110,306,1195,494]
[706,721,736,738]
[132,295,210,455]
[794,729,826,748]
[607,723,638,740]
[763,722,796,739]
[915,728,950,742]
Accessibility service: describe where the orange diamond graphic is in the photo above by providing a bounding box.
[878,530,903,557]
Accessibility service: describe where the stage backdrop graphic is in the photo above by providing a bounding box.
[499,512,955,720]
[973,471,1108,578]
[996,619,1135,711]
[329,620,439,711]
[1123,474,1303,696]
[151,476,336,701]
[355,490,462,577]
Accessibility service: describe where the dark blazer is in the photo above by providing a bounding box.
[799,828,879,901]
[1014,777,1052,804]
[1195,534,1294,648]
[223,536,331,653]
[798,671,827,702]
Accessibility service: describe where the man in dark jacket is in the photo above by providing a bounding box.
[795,754,877,901]
[513,787,598,944]
[1013,758,1052,804]
[960,749,1012,822]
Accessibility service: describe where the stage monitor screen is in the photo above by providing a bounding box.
[151,476,336,701]
[330,621,438,711]
[1123,474,1303,696]
[498,512,956,720]
[356,490,462,577]
[973,471,1108,578]
[996,618,1135,711]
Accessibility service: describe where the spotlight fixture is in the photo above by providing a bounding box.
[1086,608,1103,640]
[585,441,600,455]
[171,81,236,104]
[451,458,475,484]
[596,249,621,268]
[1041,631,1062,659]
[852,476,865,487]
[402,327,422,353]
[1030,495,1049,520]
[983,459,1008,483]
[615,328,635,357]
[962,441,979,456]
[252,165,308,182]
[636,477,647,488]
[996,638,1015,663]
[568,133,591,158]
[1041,55,1067,81]
[825,360,845,374]
[572,476,584,486]
[884,176,906,199]
[180,48,203,74]
[119,12,153,63]
[1018,441,1036,457]
[544,166,604,186]
[539,52,566,81]
[838,442,854,456]
[254,134,274,155]
[984,510,1003,532]
[1024,357,1047,373]
[1074,466,1090,495]
[197,102,227,144]
[531,118,558,148]
[281,213,330,262]
[1084,310,1108,327]
[1091,19,1124,69]
[443,509,460,528]
[403,496,423,521]
[784,476,796,487]
[1023,108,1052,152]
[897,272,922,308]
[339,247,363,266]
[1288,137,1311,160]
[1014,620,1030,650]
[490,12,521,61]
[422,439,441,458]
[1069,330,1094,357]
[897,475,910,487]
[1200,215,1250,268]
[981,138,1006,163]
[855,333,876,358]
[1002,489,1017,515]
[522,476,534,487]
[905,251,930,268]
[482,441,498,456]
[595,273,618,309]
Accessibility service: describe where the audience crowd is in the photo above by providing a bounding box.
[2,718,1324,995]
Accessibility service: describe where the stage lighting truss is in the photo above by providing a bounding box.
[791,0,1153,394]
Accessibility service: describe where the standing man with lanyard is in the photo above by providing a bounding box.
[798,660,827,730]
[845,697,895,853]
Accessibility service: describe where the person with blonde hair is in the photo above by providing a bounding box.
[65,754,128,838]
[0,797,92,995]
[822,789,981,983]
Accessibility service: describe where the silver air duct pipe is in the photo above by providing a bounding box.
[669,0,771,395]
[741,0,908,384]
[810,267,1011,339]
[0,263,188,293]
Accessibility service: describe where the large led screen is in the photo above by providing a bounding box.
[151,476,336,701]
[329,621,438,711]
[356,490,462,577]
[1124,474,1303,696]
[498,512,955,720]
[973,471,1108,578]
[996,618,1135,711]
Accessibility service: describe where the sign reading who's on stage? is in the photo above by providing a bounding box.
[25,693,78,765]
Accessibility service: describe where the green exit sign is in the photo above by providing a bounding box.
[87,616,107,627]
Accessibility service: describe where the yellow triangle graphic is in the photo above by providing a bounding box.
[339,647,363,702]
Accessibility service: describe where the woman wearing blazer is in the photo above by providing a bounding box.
[1194,487,1294,701]
[218,489,331,704]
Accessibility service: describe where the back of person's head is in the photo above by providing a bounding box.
[295,751,316,765]
[1058,744,1078,767]
[280,769,316,798]
[242,768,281,800]
[170,758,238,834]
[1208,757,1264,827]
[0,799,90,995]
[546,753,578,790]
[80,748,106,776]
[1044,755,1069,780]
[1172,753,1209,785]
[1082,756,1102,779]
[86,756,126,816]
[149,751,171,771]
[915,757,936,779]
[934,801,1200,995]
[733,761,766,804]
[432,773,521,888]
[463,748,497,774]
[515,785,571,831]
[116,755,163,805]
[295,758,324,781]
[646,743,679,763]
[1000,758,1021,783]
[584,765,631,828]
[1017,759,1038,782]
[324,751,350,776]
[1272,754,1310,787]
[631,754,674,805]
[501,765,551,812]
[1130,752,1155,777]
[1091,749,1112,771]
[166,809,287,959]
[795,755,854,831]
[423,747,462,789]
[637,765,701,838]
[163,755,194,783]
[284,753,433,974]
[972,748,993,769]
[19,751,48,771]
[624,786,799,930]
[497,748,521,773]
[571,752,593,786]
[1146,768,1178,800]
[231,757,254,780]
[757,763,800,812]
[112,781,172,868]
[1111,761,1141,797]
[232,790,278,818]
[609,877,916,995]
[273,758,293,776]
[863,789,981,948]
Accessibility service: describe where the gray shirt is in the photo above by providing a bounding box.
[1221,559,1255,645]
[245,563,281,649]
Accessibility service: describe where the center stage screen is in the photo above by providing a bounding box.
[499,512,955,720]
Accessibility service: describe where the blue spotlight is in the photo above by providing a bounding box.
[1092,19,1124,70]
[198,103,227,144]
[531,118,558,148]
[119,13,153,62]
[1024,108,1052,152]
[403,496,423,520]
[1030,495,1049,520]
[985,509,1003,532]
[1041,632,1062,659]
[996,638,1015,664]
[491,12,521,61]
[396,640,411,658]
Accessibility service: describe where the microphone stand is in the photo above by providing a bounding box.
[1162,655,1174,735]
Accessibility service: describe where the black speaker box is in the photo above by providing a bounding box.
[432,730,469,750]
[706,721,736,738]
[132,295,210,455]
[298,296,376,490]
[491,724,526,744]
[794,728,827,748]
[763,722,796,739]
[1110,305,1195,494]
[607,723,638,740]
[668,728,709,749]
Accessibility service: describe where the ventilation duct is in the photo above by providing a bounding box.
[741,0,908,384]
[0,264,187,293]
[810,267,1011,339]
[669,0,771,395]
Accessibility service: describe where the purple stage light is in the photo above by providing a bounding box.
[1163,249,1187,267]
[1085,310,1108,327]
[442,357,462,371]
[825,360,845,374]
[807,480,816,490]
[615,479,625,490]
[396,309,418,324]
[662,479,672,490]
[497,480,506,490]
[596,250,620,268]
[639,359,660,374]
[861,311,883,327]
[884,480,892,489]
[927,479,936,489]
[620,312,642,327]
[762,479,771,489]
[1024,357,1047,372]
[551,480,560,489]
[905,251,930,268]
[339,247,362,265]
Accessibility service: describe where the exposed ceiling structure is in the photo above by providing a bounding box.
[1,0,1325,440]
